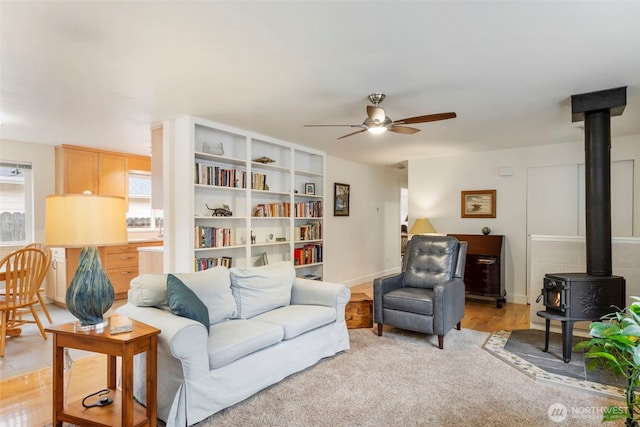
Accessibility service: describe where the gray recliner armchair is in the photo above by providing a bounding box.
[373,235,467,349]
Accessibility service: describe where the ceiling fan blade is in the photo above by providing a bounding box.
[366,105,386,122]
[337,129,367,140]
[392,112,457,125]
[304,124,362,128]
[388,125,420,135]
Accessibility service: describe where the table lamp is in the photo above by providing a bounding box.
[45,193,127,330]
[409,218,436,235]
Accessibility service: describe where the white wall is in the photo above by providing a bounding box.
[409,134,640,304]
[324,155,403,286]
[0,139,55,258]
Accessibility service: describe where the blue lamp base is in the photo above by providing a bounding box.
[66,246,115,330]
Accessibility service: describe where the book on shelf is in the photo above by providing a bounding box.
[195,162,246,188]
[251,172,267,190]
[294,200,323,218]
[295,222,322,241]
[253,202,291,217]
[195,226,234,248]
[195,256,232,270]
[294,243,322,265]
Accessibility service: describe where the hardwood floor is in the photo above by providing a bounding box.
[350,282,530,334]
[0,285,529,427]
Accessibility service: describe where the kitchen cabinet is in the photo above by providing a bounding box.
[45,247,67,305]
[55,145,128,202]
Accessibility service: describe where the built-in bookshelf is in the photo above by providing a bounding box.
[165,115,325,279]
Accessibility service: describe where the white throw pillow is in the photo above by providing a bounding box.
[230,261,295,319]
[129,274,168,307]
[128,267,237,325]
[175,267,237,324]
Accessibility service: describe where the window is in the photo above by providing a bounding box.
[127,172,163,229]
[0,161,33,245]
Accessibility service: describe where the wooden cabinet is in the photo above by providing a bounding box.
[45,247,67,305]
[55,145,128,202]
[447,234,506,308]
[104,244,142,297]
[98,152,128,198]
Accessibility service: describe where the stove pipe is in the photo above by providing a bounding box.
[571,86,626,277]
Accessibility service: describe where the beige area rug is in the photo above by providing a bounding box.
[182,327,624,427]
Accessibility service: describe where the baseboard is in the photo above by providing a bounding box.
[343,267,401,287]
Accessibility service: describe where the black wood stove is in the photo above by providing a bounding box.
[537,87,627,363]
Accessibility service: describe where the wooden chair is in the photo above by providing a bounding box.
[0,247,48,357]
[24,243,53,323]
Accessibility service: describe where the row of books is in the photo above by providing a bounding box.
[294,244,322,265]
[195,256,232,270]
[295,222,322,241]
[251,173,267,190]
[195,226,234,248]
[195,162,246,188]
[294,201,323,218]
[252,202,323,218]
[253,202,290,217]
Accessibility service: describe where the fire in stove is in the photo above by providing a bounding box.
[552,291,561,308]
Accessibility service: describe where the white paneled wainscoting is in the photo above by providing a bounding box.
[528,235,640,335]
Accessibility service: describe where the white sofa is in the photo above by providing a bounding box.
[117,261,351,427]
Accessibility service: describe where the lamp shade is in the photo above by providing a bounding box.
[409,218,436,234]
[45,194,128,247]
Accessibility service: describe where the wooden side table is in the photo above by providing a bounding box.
[45,314,160,427]
[346,292,373,329]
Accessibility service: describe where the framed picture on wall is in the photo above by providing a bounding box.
[461,189,496,218]
[334,183,350,216]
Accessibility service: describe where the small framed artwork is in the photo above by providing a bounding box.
[334,182,350,216]
[304,183,316,195]
[461,190,496,218]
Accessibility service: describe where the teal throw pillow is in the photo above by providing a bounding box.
[166,273,210,333]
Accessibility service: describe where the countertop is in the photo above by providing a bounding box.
[138,245,164,252]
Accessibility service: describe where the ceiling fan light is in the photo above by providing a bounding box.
[368,125,387,135]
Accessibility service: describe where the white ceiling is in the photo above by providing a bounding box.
[1,1,639,168]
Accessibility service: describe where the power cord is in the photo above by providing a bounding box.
[81,389,113,409]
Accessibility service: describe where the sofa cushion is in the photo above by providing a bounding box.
[251,305,336,340]
[128,267,237,325]
[129,273,167,307]
[167,274,210,333]
[230,261,295,319]
[175,267,237,324]
[208,319,284,369]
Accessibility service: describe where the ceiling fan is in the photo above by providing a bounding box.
[304,93,456,140]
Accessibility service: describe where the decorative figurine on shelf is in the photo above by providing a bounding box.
[482,227,491,235]
[202,141,224,155]
[250,231,256,244]
[254,156,275,164]
[205,203,232,217]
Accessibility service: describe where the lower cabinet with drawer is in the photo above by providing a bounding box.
[63,241,162,303]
